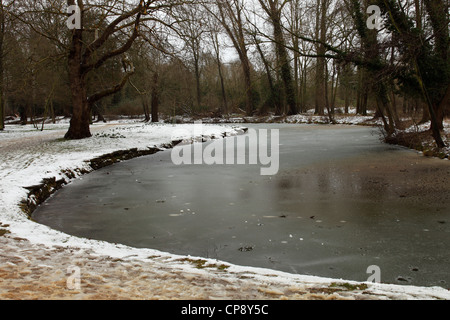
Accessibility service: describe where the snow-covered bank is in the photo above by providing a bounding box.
[393,120,450,159]
[1,121,449,300]
[164,109,378,126]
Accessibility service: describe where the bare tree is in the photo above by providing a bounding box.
[176,4,207,112]
[286,0,303,112]
[375,0,448,146]
[207,14,228,115]
[63,0,143,139]
[251,29,281,115]
[10,0,195,139]
[258,0,298,115]
[314,0,329,116]
[210,0,256,116]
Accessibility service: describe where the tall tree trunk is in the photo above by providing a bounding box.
[274,24,297,115]
[414,0,423,30]
[290,0,301,112]
[300,60,308,112]
[50,100,56,124]
[314,0,327,115]
[376,82,395,134]
[391,91,401,126]
[19,106,27,125]
[351,0,393,130]
[342,63,352,114]
[142,97,150,122]
[216,0,255,116]
[439,84,450,119]
[324,60,336,123]
[423,0,449,132]
[65,77,91,139]
[330,61,338,114]
[217,60,228,115]
[65,21,91,139]
[262,0,297,115]
[254,35,280,115]
[194,56,202,111]
[151,72,159,123]
[356,66,362,114]
[293,43,300,112]
[242,59,255,116]
[0,0,4,131]
[212,32,228,114]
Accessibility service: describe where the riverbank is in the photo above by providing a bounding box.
[385,122,450,160]
[6,110,450,159]
[1,121,449,300]
[162,111,450,160]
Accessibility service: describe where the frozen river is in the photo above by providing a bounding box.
[33,124,450,288]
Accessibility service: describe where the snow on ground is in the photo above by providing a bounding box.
[1,120,450,300]
[397,119,450,158]
[282,113,377,125]
[197,109,380,127]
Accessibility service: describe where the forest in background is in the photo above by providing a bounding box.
[0,0,448,146]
